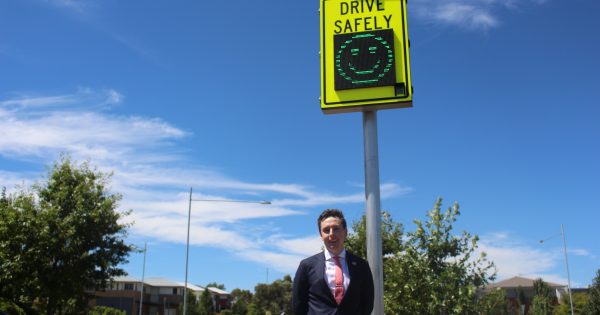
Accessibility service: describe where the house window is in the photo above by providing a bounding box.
[124,283,134,290]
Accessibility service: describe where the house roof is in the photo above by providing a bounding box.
[108,276,229,294]
[177,282,205,292]
[112,276,140,283]
[144,277,183,287]
[488,276,565,289]
[207,287,229,295]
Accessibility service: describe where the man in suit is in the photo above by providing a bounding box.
[292,209,374,315]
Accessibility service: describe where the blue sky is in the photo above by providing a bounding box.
[1,0,599,292]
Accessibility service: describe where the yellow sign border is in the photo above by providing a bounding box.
[320,0,412,114]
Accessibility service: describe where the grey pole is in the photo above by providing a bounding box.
[139,242,146,315]
[363,110,384,315]
[183,187,192,315]
[182,189,269,315]
[561,224,574,315]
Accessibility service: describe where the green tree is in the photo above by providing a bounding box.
[531,295,553,315]
[347,198,495,315]
[0,297,26,315]
[529,279,554,315]
[0,188,44,309]
[584,269,600,315]
[252,275,293,315]
[89,306,126,315]
[554,292,588,315]
[198,288,215,315]
[0,157,133,315]
[516,286,528,315]
[179,291,201,315]
[477,288,512,315]
[245,303,260,315]
[534,279,553,298]
[229,289,253,315]
[345,211,404,260]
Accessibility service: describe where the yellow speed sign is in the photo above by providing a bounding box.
[320,0,412,114]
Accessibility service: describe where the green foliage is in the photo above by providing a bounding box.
[229,289,253,315]
[534,279,554,299]
[345,211,404,259]
[530,295,554,315]
[347,198,496,315]
[89,306,126,315]
[252,275,293,315]
[245,303,260,315]
[553,292,588,315]
[0,298,26,315]
[477,288,512,315]
[516,286,529,312]
[530,279,555,315]
[0,189,43,308]
[0,157,133,315]
[179,291,201,315]
[583,269,600,315]
[198,288,215,315]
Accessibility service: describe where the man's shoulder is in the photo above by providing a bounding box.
[345,251,370,266]
[300,252,324,264]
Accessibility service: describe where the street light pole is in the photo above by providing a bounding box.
[182,187,271,315]
[539,225,574,315]
[561,224,575,315]
[183,188,193,315]
[139,242,147,315]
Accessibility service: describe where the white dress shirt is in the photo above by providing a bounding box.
[324,249,350,295]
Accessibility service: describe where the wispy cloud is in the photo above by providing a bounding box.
[411,0,550,31]
[0,88,413,274]
[44,0,96,16]
[0,89,183,162]
[478,232,584,286]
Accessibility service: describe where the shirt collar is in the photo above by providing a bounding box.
[324,248,346,261]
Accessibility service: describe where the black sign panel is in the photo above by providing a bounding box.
[334,29,396,90]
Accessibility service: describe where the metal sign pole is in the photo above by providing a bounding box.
[363,110,384,315]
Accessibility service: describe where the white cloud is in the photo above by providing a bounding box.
[105,89,124,105]
[271,236,324,257]
[0,88,413,274]
[478,232,573,285]
[434,3,498,30]
[411,0,549,31]
[0,170,37,195]
[569,248,590,257]
[0,90,186,162]
[237,250,306,274]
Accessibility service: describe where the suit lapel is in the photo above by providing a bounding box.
[316,251,337,304]
[345,252,359,295]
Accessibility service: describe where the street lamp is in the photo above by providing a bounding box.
[183,187,271,315]
[139,242,147,315]
[539,224,574,315]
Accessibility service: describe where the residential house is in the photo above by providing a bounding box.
[483,276,568,313]
[91,276,230,315]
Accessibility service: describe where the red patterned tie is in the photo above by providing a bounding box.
[333,255,344,304]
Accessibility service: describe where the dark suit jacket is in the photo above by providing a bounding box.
[292,251,374,315]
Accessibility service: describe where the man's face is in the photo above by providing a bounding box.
[319,216,347,255]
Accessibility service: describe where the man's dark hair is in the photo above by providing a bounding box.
[317,208,347,231]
